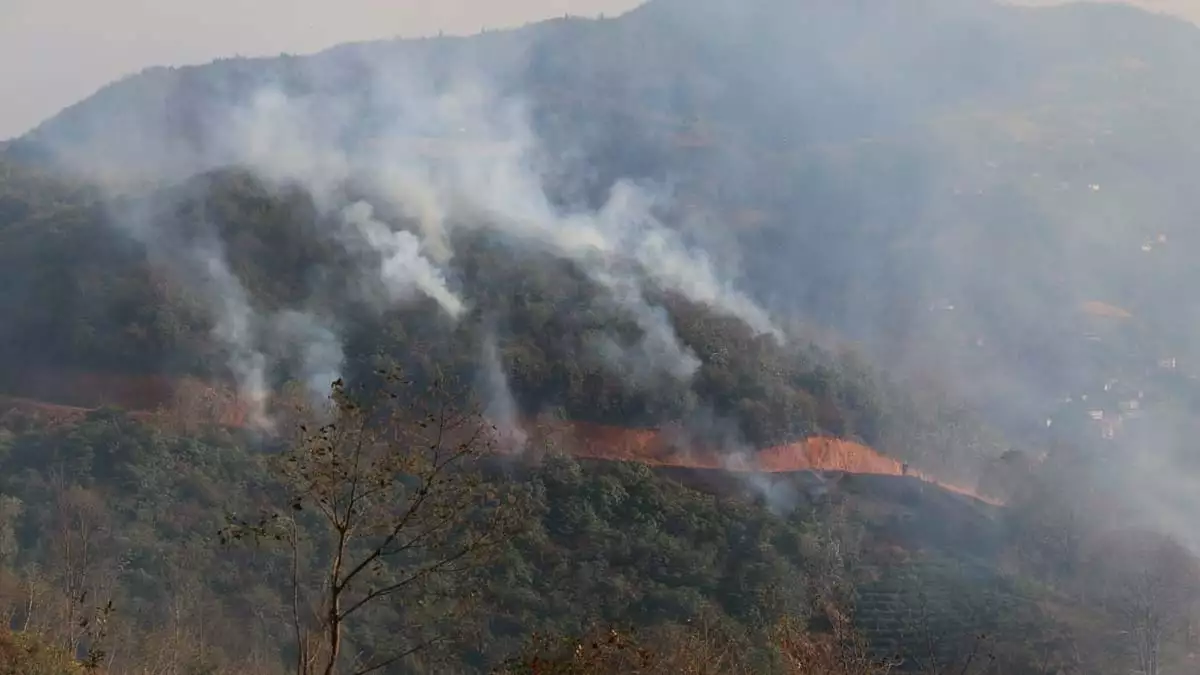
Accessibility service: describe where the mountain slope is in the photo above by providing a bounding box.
[0,408,1131,674]
[7,0,1200,518]
[0,145,1012,488]
[10,0,1200,411]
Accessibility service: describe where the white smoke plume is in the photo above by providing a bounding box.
[208,65,775,393]
[664,409,799,515]
[339,200,465,318]
[270,310,345,407]
[722,451,800,516]
[110,197,274,428]
[479,333,527,453]
[585,272,702,385]
[199,248,272,430]
[110,193,350,427]
[62,45,777,429]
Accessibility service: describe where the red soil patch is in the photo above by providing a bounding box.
[522,419,1001,505]
[758,437,904,473]
[0,397,94,426]
[15,369,176,410]
[0,369,251,431]
[1080,300,1132,320]
[1,370,1000,504]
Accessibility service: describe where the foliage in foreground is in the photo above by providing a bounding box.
[0,375,1197,674]
[0,627,82,675]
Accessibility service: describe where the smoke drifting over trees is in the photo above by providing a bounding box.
[4,0,1200,672]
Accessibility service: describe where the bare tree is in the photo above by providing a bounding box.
[496,613,759,675]
[0,496,22,630]
[771,609,899,675]
[225,370,526,675]
[1097,532,1200,675]
[44,479,119,663]
[782,504,902,675]
[498,610,901,675]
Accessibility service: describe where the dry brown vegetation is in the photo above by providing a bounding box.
[496,608,899,675]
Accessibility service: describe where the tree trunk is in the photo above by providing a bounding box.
[324,603,341,675]
[324,529,347,675]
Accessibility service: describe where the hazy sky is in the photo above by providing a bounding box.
[0,0,644,140]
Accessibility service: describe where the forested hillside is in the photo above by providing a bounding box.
[4,0,1200,672]
[0,396,1175,674]
[12,0,1200,439]
[0,159,1005,481]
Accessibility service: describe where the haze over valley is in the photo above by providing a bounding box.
[4,0,1200,673]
